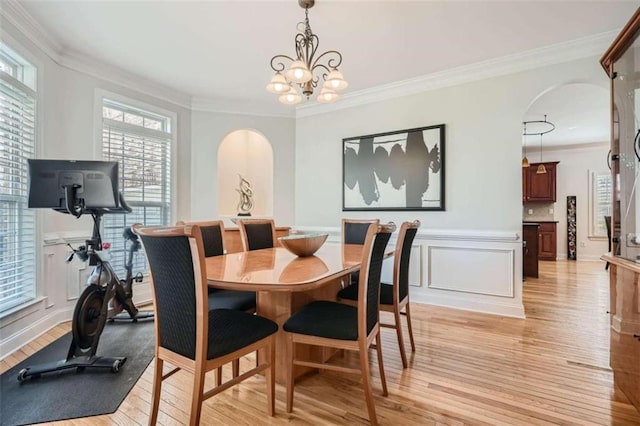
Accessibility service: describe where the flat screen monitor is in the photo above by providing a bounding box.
[28,159,119,210]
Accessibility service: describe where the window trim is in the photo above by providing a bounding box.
[94,89,178,223]
[0,33,43,317]
[588,169,612,241]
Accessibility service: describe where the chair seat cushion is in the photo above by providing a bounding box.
[283,300,358,340]
[338,282,394,305]
[207,309,278,359]
[208,289,256,312]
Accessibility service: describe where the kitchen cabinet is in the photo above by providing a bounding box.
[522,162,559,203]
[538,222,557,261]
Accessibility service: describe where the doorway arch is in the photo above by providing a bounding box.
[521,82,610,263]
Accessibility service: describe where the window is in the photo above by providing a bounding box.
[101,99,172,277]
[589,170,613,239]
[0,44,36,314]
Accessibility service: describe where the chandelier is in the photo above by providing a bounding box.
[266,0,348,105]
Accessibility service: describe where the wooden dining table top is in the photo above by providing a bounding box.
[205,243,385,292]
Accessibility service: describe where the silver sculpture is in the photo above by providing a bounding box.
[236,174,254,215]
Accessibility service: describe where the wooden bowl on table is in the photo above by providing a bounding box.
[278,232,328,257]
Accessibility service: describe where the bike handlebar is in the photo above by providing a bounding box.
[57,191,133,217]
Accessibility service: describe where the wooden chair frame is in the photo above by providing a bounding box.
[176,219,226,253]
[237,218,277,252]
[340,220,420,369]
[135,224,275,426]
[285,222,395,426]
[176,219,256,385]
[341,218,380,244]
[384,220,420,368]
[341,218,380,288]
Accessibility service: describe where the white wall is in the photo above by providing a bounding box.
[543,143,610,261]
[295,56,610,318]
[190,111,295,226]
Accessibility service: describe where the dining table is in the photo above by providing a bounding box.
[205,242,392,384]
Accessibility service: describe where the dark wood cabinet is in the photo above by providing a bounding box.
[522,162,559,203]
[538,222,557,261]
[522,224,539,278]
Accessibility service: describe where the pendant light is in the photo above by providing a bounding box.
[522,123,530,168]
[522,114,555,173]
[536,132,547,174]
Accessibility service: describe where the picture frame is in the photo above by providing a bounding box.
[342,124,445,211]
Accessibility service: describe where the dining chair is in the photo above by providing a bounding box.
[135,224,277,426]
[342,218,380,286]
[342,218,380,244]
[283,222,395,426]
[338,220,420,368]
[177,220,258,384]
[237,218,277,251]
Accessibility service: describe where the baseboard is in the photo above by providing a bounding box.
[0,306,74,361]
[413,292,526,319]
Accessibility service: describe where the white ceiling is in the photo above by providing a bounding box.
[16,0,638,112]
[524,83,610,147]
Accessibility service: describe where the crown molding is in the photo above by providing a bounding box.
[59,49,192,109]
[2,0,192,110]
[191,97,294,118]
[0,0,62,61]
[296,30,619,118]
[1,0,621,119]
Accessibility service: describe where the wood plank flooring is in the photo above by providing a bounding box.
[2,260,639,425]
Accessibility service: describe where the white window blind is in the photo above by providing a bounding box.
[102,100,172,277]
[0,45,36,314]
[590,170,612,239]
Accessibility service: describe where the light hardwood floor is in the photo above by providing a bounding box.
[2,260,640,425]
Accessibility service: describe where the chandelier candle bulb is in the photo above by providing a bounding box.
[317,87,339,103]
[266,72,289,94]
[324,69,348,91]
[286,60,312,83]
[268,0,348,105]
[279,86,302,105]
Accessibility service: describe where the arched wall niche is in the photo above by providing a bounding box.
[217,129,274,218]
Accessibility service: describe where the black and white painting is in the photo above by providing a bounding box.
[343,124,445,211]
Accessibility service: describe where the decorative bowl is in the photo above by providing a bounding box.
[278,232,328,257]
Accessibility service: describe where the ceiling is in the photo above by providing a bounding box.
[16,0,637,112]
[524,83,610,148]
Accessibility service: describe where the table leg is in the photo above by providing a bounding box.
[256,278,344,384]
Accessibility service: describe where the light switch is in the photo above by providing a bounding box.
[549,208,554,214]
[528,209,533,215]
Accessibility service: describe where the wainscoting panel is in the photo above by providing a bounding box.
[279,226,525,318]
[381,244,422,287]
[427,245,514,297]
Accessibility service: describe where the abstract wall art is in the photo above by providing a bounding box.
[343,124,445,211]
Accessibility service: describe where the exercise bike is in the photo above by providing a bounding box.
[17,186,152,382]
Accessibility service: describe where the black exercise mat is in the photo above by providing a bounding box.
[1,318,154,426]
